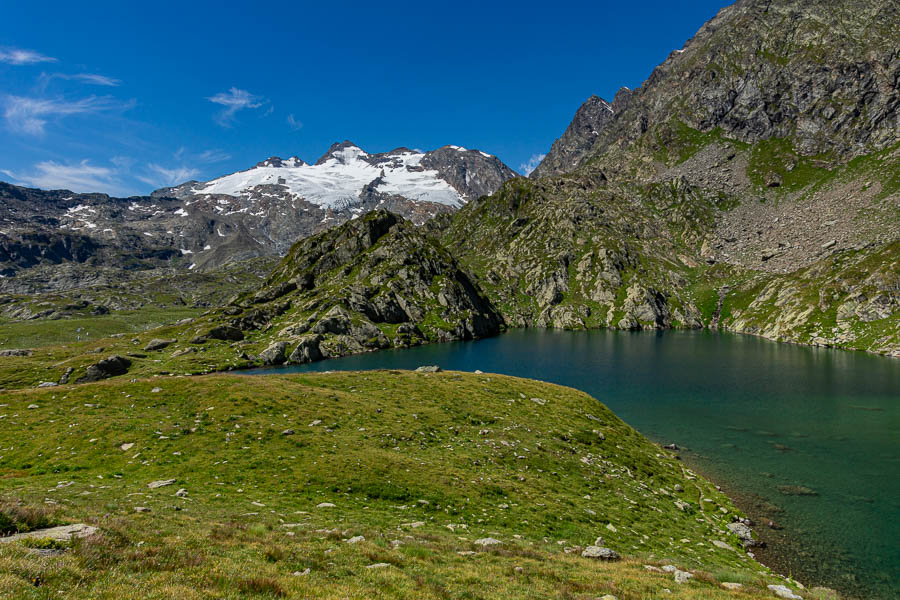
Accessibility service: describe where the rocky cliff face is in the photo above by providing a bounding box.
[443,0,899,356]
[530,91,630,179]
[181,210,504,366]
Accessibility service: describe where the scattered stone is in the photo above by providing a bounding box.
[530,397,546,406]
[134,507,151,513]
[580,546,620,560]
[722,582,743,590]
[120,443,134,451]
[316,502,335,508]
[292,568,311,576]
[599,596,618,600]
[58,367,74,385]
[767,584,803,599]
[0,349,32,357]
[175,489,188,498]
[346,535,365,544]
[474,537,502,547]
[366,563,391,569]
[674,484,684,492]
[674,570,693,584]
[415,365,441,373]
[151,387,163,393]
[663,443,679,450]
[37,382,57,388]
[147,479,177,489]
[712,540,735,551]
[282,429,295,436]
[27,404,39,409]
[605,523,617,533]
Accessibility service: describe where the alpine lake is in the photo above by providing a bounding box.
[250,329,900,599]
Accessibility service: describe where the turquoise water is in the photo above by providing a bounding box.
[251,329,900,598]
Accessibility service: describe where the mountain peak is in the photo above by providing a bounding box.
[255,156,306,169]
[530,94,617,178]
[314,141,366,165]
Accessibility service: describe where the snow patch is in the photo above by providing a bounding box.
[197,147,463,208]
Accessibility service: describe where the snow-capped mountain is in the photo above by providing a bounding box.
[0,142,516,285]
[157,141,514,217]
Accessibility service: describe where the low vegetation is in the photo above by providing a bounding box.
[0,370,811,599]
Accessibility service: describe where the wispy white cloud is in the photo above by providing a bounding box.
[137,164,201,188]
[3,94,128,136]
[207,87,265,127]
[519,153,546,175]
[196,149,230,163]
[3,160,116,192]
[44,73,121,87]
[287,113,303,131]
[0,47,56,65]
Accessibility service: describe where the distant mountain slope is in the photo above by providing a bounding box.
[442,0,899,356]
[0,142,515,287]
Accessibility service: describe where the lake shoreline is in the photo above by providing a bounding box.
[674,453,854,600]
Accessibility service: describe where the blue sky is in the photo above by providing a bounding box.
[1,0,727,196]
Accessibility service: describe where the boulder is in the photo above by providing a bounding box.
[259,341,289,366]
[767,585,803,599]
[288,335,323,364]
[75,355,131,383]
[0,523,97,544]
[148,479,177,489]
[580,546,620,560]
[207,325,244,341]
[144,338,175,352]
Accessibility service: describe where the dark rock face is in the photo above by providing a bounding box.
[190,210,504,367]
[207,325,244,341]
[75,355,131,383]
[530,94,621,179]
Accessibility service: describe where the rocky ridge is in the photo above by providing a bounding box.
[172,210,504,369]
[0,142,515,288]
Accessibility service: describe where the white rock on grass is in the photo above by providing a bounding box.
[366,563,392,569]
[346,536,365,544]
[474,537,502,547]
[316,502,336,508]
[722,582,743,590]
[120,443,135,451]
[674,570,693,584]
[0,523,97,544]
[147,479,176,489]
[768,585,803,599]
[580,546,620,560]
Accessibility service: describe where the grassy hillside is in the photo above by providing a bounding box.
[0,371,815,599]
